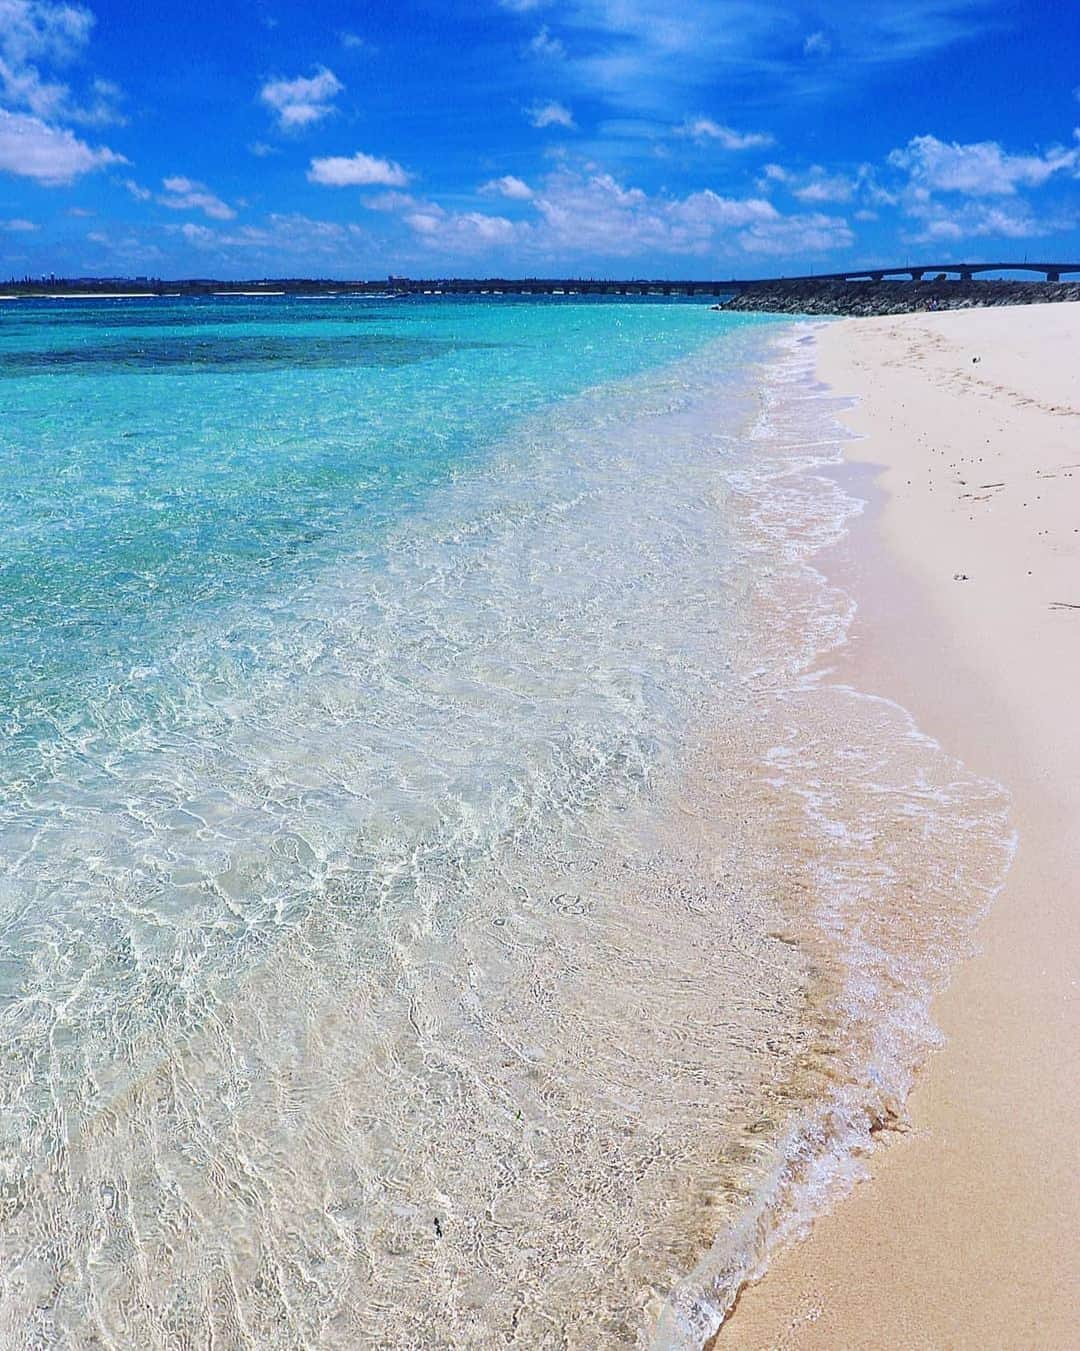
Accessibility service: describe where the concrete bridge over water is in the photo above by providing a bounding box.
[384,262,1080,295]
[800,261,1080,284]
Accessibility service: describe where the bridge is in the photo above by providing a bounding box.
[379,262,1080,295]
[3,263,1079,300]
[794,261,1080,284]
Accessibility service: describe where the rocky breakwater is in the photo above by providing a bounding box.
[720,278,1080,317]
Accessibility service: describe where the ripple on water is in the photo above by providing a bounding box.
[0,318,1013,1347]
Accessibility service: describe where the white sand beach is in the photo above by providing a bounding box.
[721,303,1080,1347]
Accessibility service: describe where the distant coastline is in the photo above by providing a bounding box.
[2,271,1079,315]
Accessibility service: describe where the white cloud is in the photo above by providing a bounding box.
[529,172,780,256]
[71,76,124,125]
[362,190,418,212]
[308,150,410,187]
[762,160,896,210]
[737,211,854,255]
[792,171,854,203]
[528,25,566,59]
[803,31,831,56]
[499,0,548,10]
[157,175,236,220]
[855,162,898,207]
[259,66,343,130]
[67,224,166,267]
[264,212,365,246]
[0,1,124,125]
[677,117,773,150]
[479,174,534,200]
[0,107,124,184]
[178,221,223,247]
[0,55,68,118]
[363,166,852,264]
[526,99,575,128]
[505,1,993,119]
[406,206,519,249]
[175,212,367,257]
[902,198,1062,244]
[1,215,38,230]
[248,140,278,158]
[0,0,94,68]
[0,61,123,124]
[121,176,151,200]
[889,133,1077,196]
[666,187,779,229]
[340,31,371,51]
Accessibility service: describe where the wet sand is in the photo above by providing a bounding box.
[720,304,1080,1347]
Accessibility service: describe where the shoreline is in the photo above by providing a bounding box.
[717,304,1080,1346]
[662,326,1012,1343]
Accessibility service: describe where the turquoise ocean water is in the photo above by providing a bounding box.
[0,296,1011,1347]
[1,297,752,729]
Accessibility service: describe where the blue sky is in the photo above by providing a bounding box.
[1,0,1078,278]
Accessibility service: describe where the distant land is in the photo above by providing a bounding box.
[3,268,1079,315]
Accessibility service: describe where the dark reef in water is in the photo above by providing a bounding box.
[0,332,493,377]
[718,279,1080,317]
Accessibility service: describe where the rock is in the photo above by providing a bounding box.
[719,279,1080,318]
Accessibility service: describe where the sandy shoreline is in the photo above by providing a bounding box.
[718,304,1080,1347]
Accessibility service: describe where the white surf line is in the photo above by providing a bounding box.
[1,292,162,300]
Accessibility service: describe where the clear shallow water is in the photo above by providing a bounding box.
[0,298,1011,1347]
[0,297,740,727]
